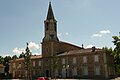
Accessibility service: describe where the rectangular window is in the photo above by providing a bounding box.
[62,58,65,64]
[13,63,16,68]
[94,55,99,62]
[33,61,35,67]
[13,71,15,77]
[83,56,87,63]
[33,70,35,75]
[73,57,76,64]
[46,59,49,66]
[46,48,49,53]
[25,71,27,77]
[72,68,77,76]
[55,69,58,76]
[39,60,41,66]
[108,67,110,75]
[83,65,88,75]
[94,65,100,75]
[18,63,21,68]
[1,68,4,73]
[108,66,114,75]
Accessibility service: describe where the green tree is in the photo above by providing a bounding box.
[51,54,59,79]
[24,42,32,80]
[3,56,11,76]
[112,33,120,75]
[102,47,113,54]
[12,55,18,60]
[19,52,25,58]
[0,56,4,64]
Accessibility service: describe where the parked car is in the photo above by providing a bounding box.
[36,77,49,80]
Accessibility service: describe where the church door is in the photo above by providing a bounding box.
[62,68,66,78]
[46,70,49,77]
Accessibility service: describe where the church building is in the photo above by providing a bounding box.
[9,2,115,79]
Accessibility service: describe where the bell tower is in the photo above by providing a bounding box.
[41,2,60,77]
[43,2,59,42]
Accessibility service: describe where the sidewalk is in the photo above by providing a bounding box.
[51,79,114,80]
[114,77,120,80]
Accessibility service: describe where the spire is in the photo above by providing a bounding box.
[46,2,55,20]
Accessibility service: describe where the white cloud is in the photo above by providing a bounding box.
[85,45,101,49]
[13,42,40,54]
[85,45,95,48]
[58,32,69,38]
[32,53,40,55]
[13,47,25,54]
[91,34,102,38]
[91,30,111,38]
[28,42,39,50]
[100,30,110,34]
[65,32,69,36]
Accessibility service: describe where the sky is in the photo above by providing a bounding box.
[0,0,120,57]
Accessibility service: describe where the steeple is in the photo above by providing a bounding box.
[46,2,55,20]
[42,2,59,42]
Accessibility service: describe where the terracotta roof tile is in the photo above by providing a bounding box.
[57,48,102,56]
[0,64,4,68]
[10,55,42,62]
[59,41,82,49]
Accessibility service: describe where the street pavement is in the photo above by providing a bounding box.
[1,78,120,80]
[51,78,119,80]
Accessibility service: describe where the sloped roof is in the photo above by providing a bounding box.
[57,48,102,56]
[31,55,42,59]
[0,64,5,68]
[59,41,82,49]
[46,2,55,20]
[10,55,42,62]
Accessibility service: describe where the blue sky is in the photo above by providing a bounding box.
[0,0,120,57]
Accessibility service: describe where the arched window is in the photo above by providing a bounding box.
[54,23,57,31]
[46,23,49,30]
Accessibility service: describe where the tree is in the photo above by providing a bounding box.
[19,52,25,58]
[0,56,4,64]
[3,56,11,77]
[112,32,120,75]
[12,55,18,60]
[24,42,32,80]
[51,54,59,79]
[102,47,113,54]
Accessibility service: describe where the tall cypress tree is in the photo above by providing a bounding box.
[24,42,32,80]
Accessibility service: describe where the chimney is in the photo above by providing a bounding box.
[92,46,96,52]
[82,44,84,49]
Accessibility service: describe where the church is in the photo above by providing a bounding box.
[9,2,115,79]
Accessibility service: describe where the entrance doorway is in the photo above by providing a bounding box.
[46,70,49,77]
[62,68,66,78]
